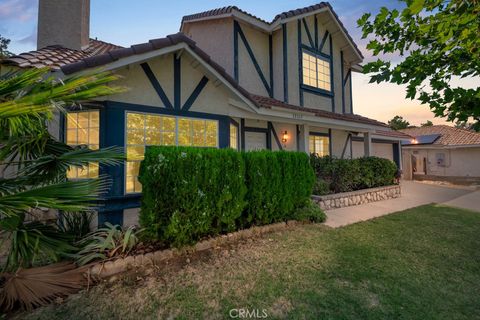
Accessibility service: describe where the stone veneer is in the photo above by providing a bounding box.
[312,185,401,211]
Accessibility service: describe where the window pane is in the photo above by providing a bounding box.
[66,113,77,129]
[89,128,99,145]
[178,118,191,146]
[77,112,89,129]
[66,129,77,144]
[127,113,144,129]
[163,132,176,145]
[127,129,144,145]
[230,124,238,149]
[77,128,88,145]
[146,130,161,145]
[88,163,99,178]
[126,146,145,161]
[90,111,100,127]
[145,115,160,131]
[162,116,175,132]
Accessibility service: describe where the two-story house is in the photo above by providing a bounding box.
[1,0,409,226]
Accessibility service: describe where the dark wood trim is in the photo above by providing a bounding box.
[301,44,330,59]
[341,133,351,159]
[340,50,345,114]
[182,76,209,111]
[319,30,329,52]
[314,15,319,49]
[234,22,239,82]
[234,20,272,96]
[240,118,245,151]
[302,18,315,49]
[301,84,333,98]
[329,34,335,113]
[173,55,181,109]
[310,131,329,137]
[282,24,289,103]
[328,128,333,155]
[269,34,274,98]
[140,63,173,109]
[349,68,353,114]
[297,19,304,107]
[268,122,283,151]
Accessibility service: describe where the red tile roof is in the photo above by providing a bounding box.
[250,94,387,128]
[400,125,480,146]
[181,2,363,59]
[1,39,121,70]
[374,129,413,140]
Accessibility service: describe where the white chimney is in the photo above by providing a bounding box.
[37,0,90,50]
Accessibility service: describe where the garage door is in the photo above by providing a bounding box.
[245,131,267,151]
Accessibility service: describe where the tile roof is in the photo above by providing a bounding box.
[181,2,363,59]
[400,125,480,146]
[374,129,413,140]
[1,39,121,70]
[250,94,387,128]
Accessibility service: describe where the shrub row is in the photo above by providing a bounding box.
[310,155,398,195]
[139,147,316,246]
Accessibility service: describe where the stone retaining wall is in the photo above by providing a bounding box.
[87,221,301,279]
[312,185,401,211]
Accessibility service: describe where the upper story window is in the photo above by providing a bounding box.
[309,135,330,157]
[66,110,100,179]
[302,51,331,92]
[125,112,219,194]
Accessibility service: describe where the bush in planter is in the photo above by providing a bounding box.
[310,155,397,194]
[139,147,246,246]
[139,148,315,246]
[313,178,331,196]
[243,151,315,226]
[294,200,326,223]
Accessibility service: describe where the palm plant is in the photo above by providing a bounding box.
[0,68,125,272]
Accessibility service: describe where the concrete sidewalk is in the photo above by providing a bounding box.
[325,181,479,228]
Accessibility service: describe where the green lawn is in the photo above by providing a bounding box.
[22,205,480,320]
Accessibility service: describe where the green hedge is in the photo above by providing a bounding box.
[310,155,398,195]
[139,147,315,246]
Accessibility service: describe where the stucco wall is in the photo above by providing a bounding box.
[330,129,351,158]
[353,141,394,161]
[403,147,480,177]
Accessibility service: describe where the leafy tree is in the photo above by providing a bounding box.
[0,68,125,271]
[358,0,480,127]
[0,34,12,58]
[421,120,433,127]
[455,120,480,132]
[388,115,410,130]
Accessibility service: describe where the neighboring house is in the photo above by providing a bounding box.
[0,0,405,226]
[400,125,480,185]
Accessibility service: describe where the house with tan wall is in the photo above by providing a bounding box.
[400,125,480,185]
[0,0,406,226]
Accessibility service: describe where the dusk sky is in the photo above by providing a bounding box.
[1,0,478,126]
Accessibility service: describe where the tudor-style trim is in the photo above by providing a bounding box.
[393,142,401,168]
[297,19,304,107]
[349,68,353,114]
[296,125,300,151]
[268,121,283,151]
[319,30,329,53]
[282,23,288,103]
[182,76,209,111]
[302,18,315,49]
[234,20,272,97]
[174,55,181,109]
[234,23,239,82]
[328,128,333,155]
[341,132,351,159]
[314,15,319,49]
[301,84,333,98]
[310,131,329,137]
[240,118,246,150]
[269,34,274,98]
[340,50,345,114]
[140,62,173,109]
[329,35,335,113]
[301,44,330,59]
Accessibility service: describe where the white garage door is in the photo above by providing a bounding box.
[245,131,267,151]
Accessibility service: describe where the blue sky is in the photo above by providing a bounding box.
[0,0,470,125]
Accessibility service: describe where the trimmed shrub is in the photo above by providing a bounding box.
[139,147,315,246]
[313,179,331,196]
[139,147,246,246]
[243,151,315,225]
[294,200,326,223]
[310,155,397,194]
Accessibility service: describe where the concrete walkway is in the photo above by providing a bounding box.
[325,181,479,228]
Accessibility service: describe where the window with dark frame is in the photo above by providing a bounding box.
[302,51,331,92]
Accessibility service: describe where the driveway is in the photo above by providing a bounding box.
[325,180,479,228]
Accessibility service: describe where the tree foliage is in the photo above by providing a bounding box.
[0,68,125,271]
[0,34,12,59]
[388,115,410,130]
[358,0,480,126]
[421,120,434,127]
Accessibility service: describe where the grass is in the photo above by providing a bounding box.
[20,204,480,319]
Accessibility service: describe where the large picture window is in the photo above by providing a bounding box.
[125,112,219,193]
[66,110,99,179]
[309,135,330,157]
[302,51,331,92]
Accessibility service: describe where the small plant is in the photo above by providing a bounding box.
[76,223,141,266]
[293,200,326,223]
[58,211,94,242]
[313,179,331,196]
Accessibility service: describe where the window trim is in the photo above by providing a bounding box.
[309,133,330,157]
[124,110,220,195]
[301,49,332,95]
[230,118,240,150]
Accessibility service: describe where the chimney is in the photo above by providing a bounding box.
[37,0,90,50]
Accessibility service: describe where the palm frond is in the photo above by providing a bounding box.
[0,178,111,218]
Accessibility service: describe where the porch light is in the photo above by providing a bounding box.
[282,131,288,143]
[411,138,418,144]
